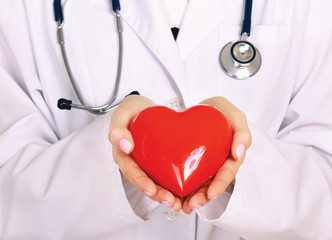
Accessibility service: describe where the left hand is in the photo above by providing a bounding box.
[182,97,252,214]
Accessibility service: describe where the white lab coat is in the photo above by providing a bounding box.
[0,0,332,239]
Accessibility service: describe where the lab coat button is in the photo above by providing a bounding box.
[163,208,179,220]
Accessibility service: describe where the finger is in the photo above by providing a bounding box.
[231,125,251,161]
[113,146,157,196]
[171,197,183,212]
[182,202,193,215]
[207,154,245,199]
[108,95,155,154]
[183,187,210,214]
[148,185,177,208]
[181,179,212,214]
[188,187,210,210]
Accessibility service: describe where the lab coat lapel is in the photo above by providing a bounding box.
[177,0,243,60]
[120,0,189,103]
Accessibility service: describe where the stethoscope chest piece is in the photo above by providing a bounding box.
[220,40,261,80]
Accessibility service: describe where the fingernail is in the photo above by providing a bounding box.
[236,144,246,160]
[119,138,132,154]
[208,193,218,200]
[162,201,171,207]
[144,190,153,196]
[193,204,202,210]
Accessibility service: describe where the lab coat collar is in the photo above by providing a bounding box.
[119,0,243,105]
[120,0,190,105]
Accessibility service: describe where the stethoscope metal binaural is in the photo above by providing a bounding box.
[53,0,261,115]
[54,0,123,114]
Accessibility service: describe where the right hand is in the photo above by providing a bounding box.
[108,95,183,212]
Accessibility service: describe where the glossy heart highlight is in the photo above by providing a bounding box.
[129,105,232,197]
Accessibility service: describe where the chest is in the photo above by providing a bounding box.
[34,0,307,136]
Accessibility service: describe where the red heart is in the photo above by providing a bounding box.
[129,105,232,197]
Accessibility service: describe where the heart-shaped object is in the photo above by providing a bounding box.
[129,105,232,197]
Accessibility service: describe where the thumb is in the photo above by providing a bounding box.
[109,126,134,155]
[226,110,252,161]
[108,95,155,154]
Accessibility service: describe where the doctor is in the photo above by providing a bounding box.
[0,0,332,239]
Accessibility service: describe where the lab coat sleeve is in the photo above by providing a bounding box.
[0,3,154,238]
[196,5,332,240]
[0,67,147,238]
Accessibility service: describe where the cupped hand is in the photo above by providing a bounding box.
[108,95,183,212]
[182,97,252,214]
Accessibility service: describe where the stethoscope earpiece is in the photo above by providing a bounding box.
[220,40,261,80]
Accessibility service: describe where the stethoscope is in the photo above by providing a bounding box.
[53,0,261,115]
